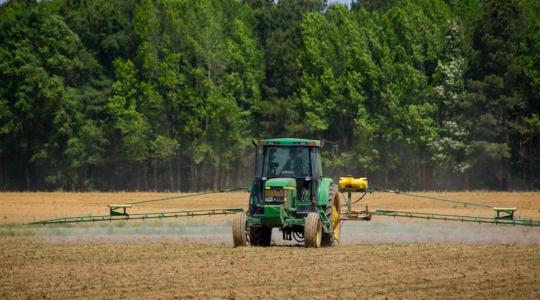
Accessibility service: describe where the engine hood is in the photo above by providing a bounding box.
[264,178,296,189]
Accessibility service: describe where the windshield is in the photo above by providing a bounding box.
[262,146,311,178]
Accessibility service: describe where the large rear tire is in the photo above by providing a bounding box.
[304,212,322,248]
[332,193,344,244]
[322,192,343,247]
[249,226,272,246]
[232,212,249,247]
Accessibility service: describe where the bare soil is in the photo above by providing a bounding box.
[0,192,539,299]
[0,237,539,299]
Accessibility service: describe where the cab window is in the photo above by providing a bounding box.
[262,146,311,178]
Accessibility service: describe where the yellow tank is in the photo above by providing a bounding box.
[339,176,368,190]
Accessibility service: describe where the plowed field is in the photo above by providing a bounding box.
[1,192,539,299]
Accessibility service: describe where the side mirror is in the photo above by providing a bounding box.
[332,144,339,156]
[321,139,339,156]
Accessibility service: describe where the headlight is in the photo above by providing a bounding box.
[265,196,284,203]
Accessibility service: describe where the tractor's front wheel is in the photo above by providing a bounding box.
[304,212,322,248]
[232,211,249,247]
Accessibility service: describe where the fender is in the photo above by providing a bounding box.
[316,177,334,207]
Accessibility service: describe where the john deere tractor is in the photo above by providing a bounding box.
[233,138,345,248]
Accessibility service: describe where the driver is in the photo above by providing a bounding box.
[282,148,304,176]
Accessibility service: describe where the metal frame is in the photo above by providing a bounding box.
[371,209,540,227]
[29,208,244,225]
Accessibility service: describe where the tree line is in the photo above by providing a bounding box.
[0,0,539,191]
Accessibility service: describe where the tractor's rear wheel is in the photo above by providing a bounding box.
[249,226,272,246]
[232,211,248,247]
[322,191,343,247]
[304,212,322,248]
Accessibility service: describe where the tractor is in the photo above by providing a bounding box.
[233,138,366,248]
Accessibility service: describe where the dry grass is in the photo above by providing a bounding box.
[0,192,248,224]
[0,191,538,224]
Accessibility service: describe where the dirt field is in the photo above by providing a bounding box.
[1,192,539,299]
[1,238,539,299]
[0,192,248,224]
[1,191,539,224]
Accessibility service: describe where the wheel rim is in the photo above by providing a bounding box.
[332,203,341,241]
[315,219,322,246]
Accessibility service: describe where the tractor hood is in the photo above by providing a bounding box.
[265,178,296,189]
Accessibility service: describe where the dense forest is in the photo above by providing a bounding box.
[0,0,539,191]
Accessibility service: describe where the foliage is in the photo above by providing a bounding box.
[0,0,538,190]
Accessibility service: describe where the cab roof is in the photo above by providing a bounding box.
[258,138,321,147]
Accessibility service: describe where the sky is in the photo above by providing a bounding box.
[329,0,353,6]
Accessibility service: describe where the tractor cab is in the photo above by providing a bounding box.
[262,146,314,178]
[250,139,323,215]
[260,141,322,202]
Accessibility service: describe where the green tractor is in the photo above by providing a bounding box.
[233,138,344,248]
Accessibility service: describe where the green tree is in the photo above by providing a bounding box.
[461,0,530,189]
[0,2,104,190]
[106,58,150,189]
